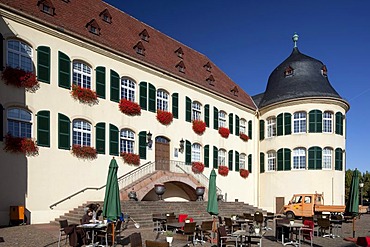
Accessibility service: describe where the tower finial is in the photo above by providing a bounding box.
[292,33,299,48]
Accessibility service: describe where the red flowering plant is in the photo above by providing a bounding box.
[119,99,141,116]
[239,133,249,142]
[192,162,205,174]
[240,168,250,179]
[156,110,173,125]
[3,134,39,157]
[2,66,39,92]
[121,152,140,166]
[218,165,229,177]
[192,120,206,135]
[70,84,99,105]
[218,127,230,138]
[71,144,97,160]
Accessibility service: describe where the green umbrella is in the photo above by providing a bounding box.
[207,169,218,216]
[102,158,122,221]
[345,168,360,237]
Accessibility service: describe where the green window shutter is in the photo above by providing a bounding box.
[58,113,70,150]
[317,111,322,133]
[277,113,283,136]
[185,97,192,122]
[284,113,292,135]
[148,83,156,112]
[138,131,147,159]
[309,110,322,133]
[213,146,218,169]
[259,120,265,140]
[58,51,71,89]
[335,112,343,135]
[37,110,50,147]
[204,145,209,168]
[260,153,265,173]
[335,148,343,171]
[110,69,119,103]
[229,114,234,135]
[109,124,119,156]
[37,46,50,83]
[284,149,291,170]
[95,123,105,154]
[316,147,322,170]
[248,120,252,139]
[235,115,240,136]
[185,140,191,164]
[0,34,3,70]
[139,82,147,110]
[228,150,233,171]
[308,147,315,170]
[0,104,3,141]
[235,151,240,172]
[248,154,252,173]
[309,110,315,133]
[204,105,210,127]
[96,66,106,99]
[213,107,218,130]
[172,93,178,119]
[277,149,284,171]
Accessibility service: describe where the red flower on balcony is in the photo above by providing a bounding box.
[192,162,205,174]
[192,120,206,135]
[3,134,39,157]
[218,127,230,138]
[119,99,141,116]
[71,144,97,160]
[240,168,250,179]
[121,152,140,166]
[218,165,229,177]
[239,133,249,142]
[156,110,173,125]
[2,66,39,92]
[71,84,99,105]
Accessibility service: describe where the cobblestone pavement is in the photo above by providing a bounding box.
[0,214,369,247]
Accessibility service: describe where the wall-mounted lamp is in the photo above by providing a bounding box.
[147,131,153,148]
[179,138,185,153]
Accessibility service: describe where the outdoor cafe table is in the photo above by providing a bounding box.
[78,223,107,247]
[277,222,305,246]
[231,229,264,247]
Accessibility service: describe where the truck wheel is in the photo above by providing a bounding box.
[286,211,295,219]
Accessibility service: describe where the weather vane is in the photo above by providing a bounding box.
[292,33,299,48]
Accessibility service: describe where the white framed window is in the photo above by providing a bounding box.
[218,111,227,128]
[293,148,306,170]
[121,78,136,101]
[156,89,169,111]
[293,112,306,133]
[323,147,332,169]
[218,149,226,166]
[191,143,201,162]
[120,129,135,153]
[7,108,32,138]
[267,151,276,171]
[192,101,202,121]
[240,119,246,134]
[240,153,246,169]
[267,117,276,138]
[72,120,92,146]
[73,62,92,89]
[323,111,333,133]
[7,40,33,71]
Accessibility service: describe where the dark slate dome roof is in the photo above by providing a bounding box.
[257,47,342,108]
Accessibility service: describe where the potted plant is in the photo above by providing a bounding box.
[121,152,140,166]
[70,84,99,105]
[239,133,249,142]
[3,134,39,157]
[218,127,230,138]
[191,162,205,174]
[192,120,206,135]
[156,110,173,125]
[1,66,40,92]
[165,231,174,244]
[118,98,141,116]
[218,165,229,176]
[71,144,97,160]
[240,168,250,179]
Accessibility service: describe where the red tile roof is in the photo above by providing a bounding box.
[1,0,256,110]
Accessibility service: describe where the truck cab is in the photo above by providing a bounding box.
[283,193,324,218]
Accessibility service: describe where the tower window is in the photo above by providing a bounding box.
[321,65,328,77]
[284,65,294,77]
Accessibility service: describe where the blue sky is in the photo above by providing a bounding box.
[105,0,370,173]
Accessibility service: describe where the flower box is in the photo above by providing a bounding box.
[218,165,229,176]
[191,162,205,174]
[192,120,206,135]
[240,168,250,179]
[239,133,249,142]
[71,144,97,160]
[3,134,39,157]
[121,152,140,166]
[218,127,230,138]
[2,66,39,92]
[119,99,141,116]
[71,84,98,105]
[156,110,173,125]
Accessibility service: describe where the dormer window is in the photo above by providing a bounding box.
[206,75,215,85]
[86,19,100,35]
[321,65,328,77]
[204,62,212,72]
[133,41,145,55]
[175,47,184,58]
[139,29,150,42]
[231,86,239,96]
[284,65,294,77]
[99,9,112,23]
[37,0,55,15]
[176,61,185,73]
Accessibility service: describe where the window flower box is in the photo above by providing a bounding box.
[2,66,39,92]
[3,134,39,157]
[240,168,250,179]
[191,162,205,174]
[156,110,173,125]
[218,127,230,138]
[71,144,97,160]
[121,152,140,166]
[192,120,206,135]
[119,99,141,116]
[71,84,99,105]
[218,165,229,176]
[239,133,249,142]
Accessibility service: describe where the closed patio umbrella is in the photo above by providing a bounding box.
[207,169,218,216]
[345,168,360,238]
[103,158,122,220]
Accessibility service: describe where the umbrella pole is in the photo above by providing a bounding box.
[112,223,115,246]
[352,216,356,238]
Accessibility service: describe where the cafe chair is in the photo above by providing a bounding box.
[58,219,69,247]
[145,240,169,247]
[152,213,165,233]
[330,214,343,237]
[317,218,331,238]
[264,212,274,230]
[96,222,113,246]
[254,211,264,230]
[129,232,143,247]
[166,215,177,231]
[243,213,254,221]
[224,217,239,234]
[217,225,238,247]
[218,216,224,226]
[179,222,197,246]
[198,220,213,242]
[299,220,314,247]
